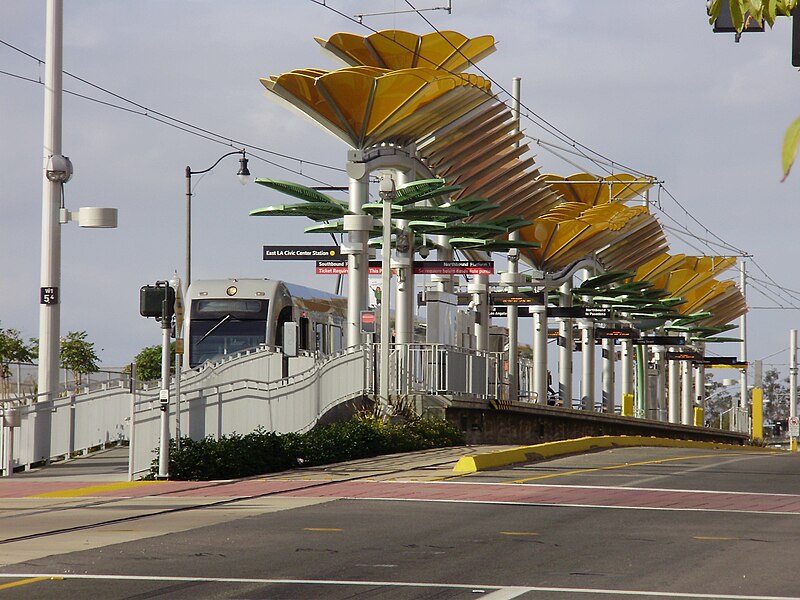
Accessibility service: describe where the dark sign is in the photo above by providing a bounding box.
[489,306,533,318]
[40,287,59,305]
[595,327,639,340]
[264,245,340,260]
[584,306,613,319]
[666,350,702,361]
[316,260,382,274]
[360,310,377,334]
[694,356,746,367]
[413,260,493,275]
[632,336,686,346]
[490,291,545,306]
[548,306,612,319]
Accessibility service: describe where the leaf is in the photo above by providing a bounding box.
[708,0,723,23]
[764,0,777,26]
[781,115,800,181]
[729,0,745,31]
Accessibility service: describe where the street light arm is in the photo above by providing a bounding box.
[187,149,247,176]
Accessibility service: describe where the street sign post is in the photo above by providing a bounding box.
[789,416,800,438]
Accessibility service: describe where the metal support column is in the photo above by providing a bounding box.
[532,301,548,405]
[395,170,414,345]
[790,329,797,452]
[601,338,615,413]
[668,353,680,424]
[620,339,633,412]
[345,162,370,348]
[580,320,595,411]
[681,360,693,425]
[507,76,522,401]
[739,260,748,412]
[695,341,706,424]
[558,281,573,408]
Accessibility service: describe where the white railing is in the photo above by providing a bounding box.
[365,343,506,400]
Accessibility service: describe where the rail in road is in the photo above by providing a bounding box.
[0,444,798,598]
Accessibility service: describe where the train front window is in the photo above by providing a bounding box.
[189,299,268,367]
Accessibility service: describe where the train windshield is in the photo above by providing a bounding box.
[189,299,269,367]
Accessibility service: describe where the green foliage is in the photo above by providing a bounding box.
[59,331,99,386]
[0,326,35,399]
[149,415,465,480]
[132,343,176,382]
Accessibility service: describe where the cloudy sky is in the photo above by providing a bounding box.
[2,1,799,378]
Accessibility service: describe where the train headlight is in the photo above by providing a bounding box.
[226,286,238,296]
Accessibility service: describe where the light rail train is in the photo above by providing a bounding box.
[185,278,347,368]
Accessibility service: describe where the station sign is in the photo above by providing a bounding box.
[316,260,382,274]
[490,291,545,306]
[666,350,702,361]
[413,260,493,275]
[548,306,612,319]
[632,335,686,346]
[264,245,341,260]
[489,306,533,317]
[595,327,639,340]
[694,356,747,368]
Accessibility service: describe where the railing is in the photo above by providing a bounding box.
[365,343,506,400]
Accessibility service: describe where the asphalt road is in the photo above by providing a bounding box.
[0,445,798,599]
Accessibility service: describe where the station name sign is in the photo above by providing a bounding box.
[264,245,340,260]
[315,260,494,275]
[548,306,612,319]
[632,335,686,346]
[595,327,639,340]
[490,291,545,306]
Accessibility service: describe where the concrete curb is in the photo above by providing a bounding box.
[452,435,785,473]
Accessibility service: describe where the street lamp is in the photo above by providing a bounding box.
[184,150,250,288]
[378,174,395,418]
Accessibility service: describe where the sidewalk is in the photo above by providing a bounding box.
[10,445,130,482]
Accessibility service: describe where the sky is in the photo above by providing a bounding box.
[2,1,800,380]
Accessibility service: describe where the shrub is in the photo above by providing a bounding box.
[149,416,464,480]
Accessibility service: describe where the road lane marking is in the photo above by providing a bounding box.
[303,527,343,532]
[693,536,738,540]
[511,453,748,484]
[0,576,56,591]
[27,481,163,498]
[0,573,796,598]
[500,531,539,536]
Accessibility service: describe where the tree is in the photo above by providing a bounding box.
[0,326,35,399]
[59,331,99,388]
[131,343,176,382]
[761,367,790,426]
[707,0,800,178]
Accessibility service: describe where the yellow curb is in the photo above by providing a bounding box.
[452,436,785,473]
[28,480,165,498]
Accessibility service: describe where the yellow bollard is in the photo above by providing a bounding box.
[621,393,634,417]
[694,406,704,427]
[751,388,763,441]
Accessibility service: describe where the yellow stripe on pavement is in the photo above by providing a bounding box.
[28,480,164,498]
[0,576,59,591]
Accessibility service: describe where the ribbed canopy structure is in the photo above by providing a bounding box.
[256,29,746,331]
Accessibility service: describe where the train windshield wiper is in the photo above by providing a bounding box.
[197,314,235,344]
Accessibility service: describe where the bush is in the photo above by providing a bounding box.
[149,416,464,480]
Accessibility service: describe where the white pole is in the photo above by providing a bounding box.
[790,329,797,452]
[668,353,680,424]
[620,339,633,409]
[558,281,573,408]
[695,341,706,424]
[507,76,522,401]
[601,338,615,413]
[739,260,748,417]
[580,320,595,411]
[378,175,395,416]
[681,360,693,425]
[346,173,369,348]
[35,0,65,463]
[158,316,171,478]
[532,302,548,405]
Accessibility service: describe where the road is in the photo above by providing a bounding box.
[0,444,797,599]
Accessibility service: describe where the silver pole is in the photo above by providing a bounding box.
[668,353,680,423]
[346,172,369,348]
[739,260,748,414]
[507,76,522,401]
[580,319,595,411]
[601,338,615,413]
[790,329,797,452]
[695,341,706,425]
[395,170,413,345]
[532,302,548,405]
[158,313,171,479]
[558,281,573,408]
[681,360,693,425]
[378,175,395,416]
[620,339,633,411]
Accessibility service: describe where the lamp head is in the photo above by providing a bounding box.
[46,154,73,183]
[237,153,251,185]
[379,174,396,198]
